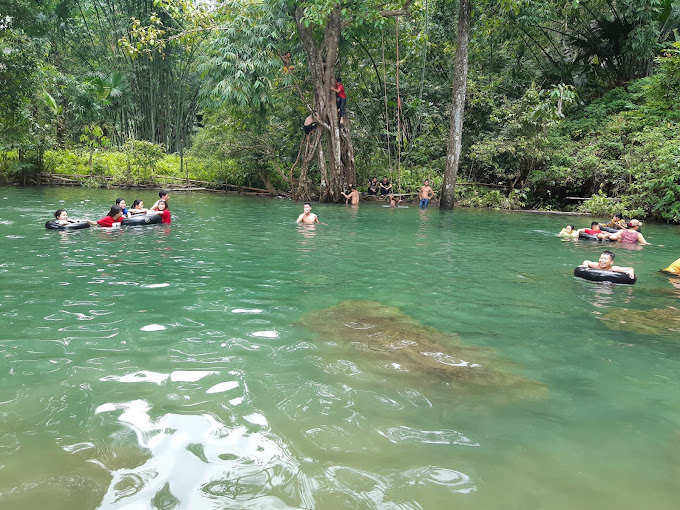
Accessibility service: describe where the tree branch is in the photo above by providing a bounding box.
[382,0,414,18]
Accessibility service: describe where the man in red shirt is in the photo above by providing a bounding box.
[331,78,347,124]
[577,221,610,240]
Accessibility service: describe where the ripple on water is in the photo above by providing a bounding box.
[377,425,479,447]
[317,465,476,507]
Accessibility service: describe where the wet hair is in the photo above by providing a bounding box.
[54,209,66,219]
[157,200,168,210]
[614,212,623,219]
[602,250,615,261]
[132,199,143,208]
[303,202,311,207]
[590,221,600,228]
[107,205,123,217]
[566,224,574,229]
[115,198,125,205]
[159,190,168,198]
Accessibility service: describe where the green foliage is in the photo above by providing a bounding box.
[455,186,528,210]
[467,83,576,188]
[80,125,110,150]
[123,140,165,180]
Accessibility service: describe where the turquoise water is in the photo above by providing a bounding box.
[1,186,679,510]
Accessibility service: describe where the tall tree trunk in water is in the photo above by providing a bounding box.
[295,6,355,203]
[440,0,472,209]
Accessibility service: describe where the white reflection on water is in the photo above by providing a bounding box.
[205,381,239,394]
[95,400,306,509]
[99,370,218,385]
[251,330,279,338]
[140,324,166,331]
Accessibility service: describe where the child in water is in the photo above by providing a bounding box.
[53,209,91,225]
[148,200,171,224]
[129,199,147,215]
[558,225,578,237]
[90,205,125,227]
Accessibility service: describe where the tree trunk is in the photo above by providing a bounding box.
[295,6,355,203]
[440,0,472,209]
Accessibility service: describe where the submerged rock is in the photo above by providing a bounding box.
[600,307,680,336]
[299,300,547,399]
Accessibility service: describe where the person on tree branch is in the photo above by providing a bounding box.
[281,52,295,72]
[331,78,346,125]
[304,110,318,142]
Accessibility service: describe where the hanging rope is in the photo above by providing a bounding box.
[413,0,429,146]
[382,30,392,175]
[418,0,429,104]
[395,17,403,193]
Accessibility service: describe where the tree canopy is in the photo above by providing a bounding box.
[2,0,680,219]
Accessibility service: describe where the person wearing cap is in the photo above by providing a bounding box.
[608,219,650,245]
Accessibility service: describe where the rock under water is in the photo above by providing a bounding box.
[600,306,680,336]
[299,300,547,400]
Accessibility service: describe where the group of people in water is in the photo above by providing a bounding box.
[52,190,172,227]
[343,178,435,209]
[559,213,649,245]
[557,211,680,281]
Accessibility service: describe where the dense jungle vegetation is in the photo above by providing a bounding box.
[2,1,680,220]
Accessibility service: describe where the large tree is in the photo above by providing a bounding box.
[440,0,471,209]
[123,0,415,202]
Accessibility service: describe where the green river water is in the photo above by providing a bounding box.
[1,186,679,510]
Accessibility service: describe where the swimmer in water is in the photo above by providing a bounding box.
[296,202,319,224]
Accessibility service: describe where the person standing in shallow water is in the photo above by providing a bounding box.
[419,179,434,209]
[608,219,650,245]
[297,203,319,224]
[342,184,360,205]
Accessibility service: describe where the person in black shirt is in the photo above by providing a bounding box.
[379,176,392,195]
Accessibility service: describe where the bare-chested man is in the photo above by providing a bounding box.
[419,179,434,209]
[296,203,319,224]
[341,184,360,205]
[581,250,635,279]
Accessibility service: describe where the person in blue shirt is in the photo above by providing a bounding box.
[115,198,130,217]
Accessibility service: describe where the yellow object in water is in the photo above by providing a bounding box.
[663,258,680,274]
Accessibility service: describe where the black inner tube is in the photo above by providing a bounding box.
[45,220,90,230]
[574,266,636,284]
[578,232,609,242]
[121,214,162,226]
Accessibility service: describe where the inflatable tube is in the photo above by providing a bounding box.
[600,226,620,233]
[578,232,608,242]
[574,266,636,284]
[45,220,90,230]
[121,214,162,226]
